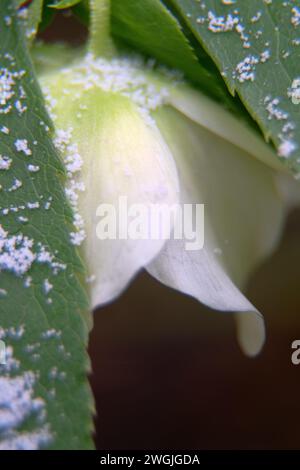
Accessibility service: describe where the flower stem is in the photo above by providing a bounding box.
[88,0,116,58]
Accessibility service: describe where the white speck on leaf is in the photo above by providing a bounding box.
[14,139,32,156]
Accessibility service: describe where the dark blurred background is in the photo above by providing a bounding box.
[90,209,300,450]
[41,12,300,450]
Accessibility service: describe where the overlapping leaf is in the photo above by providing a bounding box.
[167,0,300,173]
[110,0,240,109]
[0,1,93,449]
[49,0,82,9]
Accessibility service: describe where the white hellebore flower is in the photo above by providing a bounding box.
[38,49,287,357]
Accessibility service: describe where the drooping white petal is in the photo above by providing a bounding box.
[235,312,265,358]
[147,107,284,355]
[169,84,287,172]
[42,76,179,307]
[81,97,179,306]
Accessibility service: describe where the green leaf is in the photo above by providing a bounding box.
[72,0,90,26]
[39,1,56,32]
[18,0,44,44]
[49,0,82,9]
[0,1,94,449]
[166,0,300,173]
[110,0,238,106]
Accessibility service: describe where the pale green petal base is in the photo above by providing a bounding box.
[41,66,179,306]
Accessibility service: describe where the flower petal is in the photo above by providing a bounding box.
[147,107,284,355]
[169,84,286,172]
[79,97,180,306]
[235,312,265,358]
[43,77,179,307]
